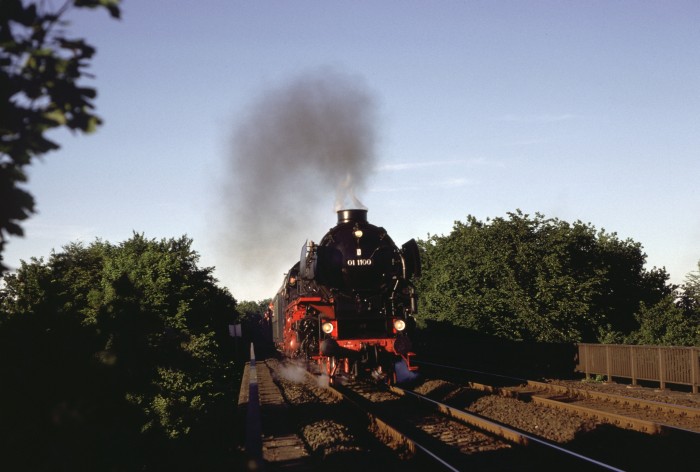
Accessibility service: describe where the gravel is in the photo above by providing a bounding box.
[414,379,600,442]
[544,378,700,408]
[262,359,699,470]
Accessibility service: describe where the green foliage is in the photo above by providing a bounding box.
[581,374,606,383]
[236,298,270,322]
[0,0,120,270]
[417,211,671,343]
[0,234,239,470]
[682,261,700,308]
[625,295,700,346]
[595,324,626,345]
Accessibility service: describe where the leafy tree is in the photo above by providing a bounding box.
[236,298,274,356]
[618,260,700,346]
[626,295,700,346]
[0,234,239,470]
[0,0,120,270]
[682,260,700,309]
[236,299,270,322]
[417,211,671,343]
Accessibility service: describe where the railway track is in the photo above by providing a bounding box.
[509,380,700,434]
[409,360,700,470]
[415,360,700,434]
[329,377,623,471]
[241,355,698,470]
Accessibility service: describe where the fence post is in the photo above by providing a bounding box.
[583,344,590,380]
[692,347,699,394]
[605,344,612,382]
[630,345,637,386]
[658,346,665,390]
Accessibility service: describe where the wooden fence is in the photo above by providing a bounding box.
[576,343,700,393]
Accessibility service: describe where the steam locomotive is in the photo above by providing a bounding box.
[271,209,421,383]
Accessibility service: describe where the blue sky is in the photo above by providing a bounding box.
[4,1,699,302]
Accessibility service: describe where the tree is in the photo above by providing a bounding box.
[416,211,671,343]
[626,295,700,346]
[236,299,270,322]
[0,234,239,470]
[0,0,120,270]
[235,298,274,356]
[682,260,700,308]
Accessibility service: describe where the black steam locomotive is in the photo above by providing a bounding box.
[271,209,421,383]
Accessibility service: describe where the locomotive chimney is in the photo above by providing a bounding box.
[337,209,368,224]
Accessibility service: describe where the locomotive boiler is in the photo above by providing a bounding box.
[271,209,421,383]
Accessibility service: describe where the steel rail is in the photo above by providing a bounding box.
[413,359,528,383]
[414,359,700,435]
[526,380,700,419]
[464,379,674,435]
[325,381,463,472]
[389,384,625,472]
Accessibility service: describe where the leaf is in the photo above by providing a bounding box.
[102,0,122,19]
[85,115,101,133]
[74,0,122,19]
[78,86,97,99]
[43,108,66,126]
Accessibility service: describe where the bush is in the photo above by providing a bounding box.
[0,234,240,470]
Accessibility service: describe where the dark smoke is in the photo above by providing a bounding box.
[219,69,378,299]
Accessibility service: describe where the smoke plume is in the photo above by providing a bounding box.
[218,69,378,300]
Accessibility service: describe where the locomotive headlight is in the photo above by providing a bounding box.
[393,319,406,332]
[353,229,363,238]
[321,322,334,334]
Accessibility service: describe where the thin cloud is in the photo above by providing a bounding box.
[466,157,506,168]
[500,138,551,147]
[372,177,473,193]
[22,222,98,243]
[497,113,578,123]
[378,157,503,171]
[443,177,471,187]
[378,160,461,171]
